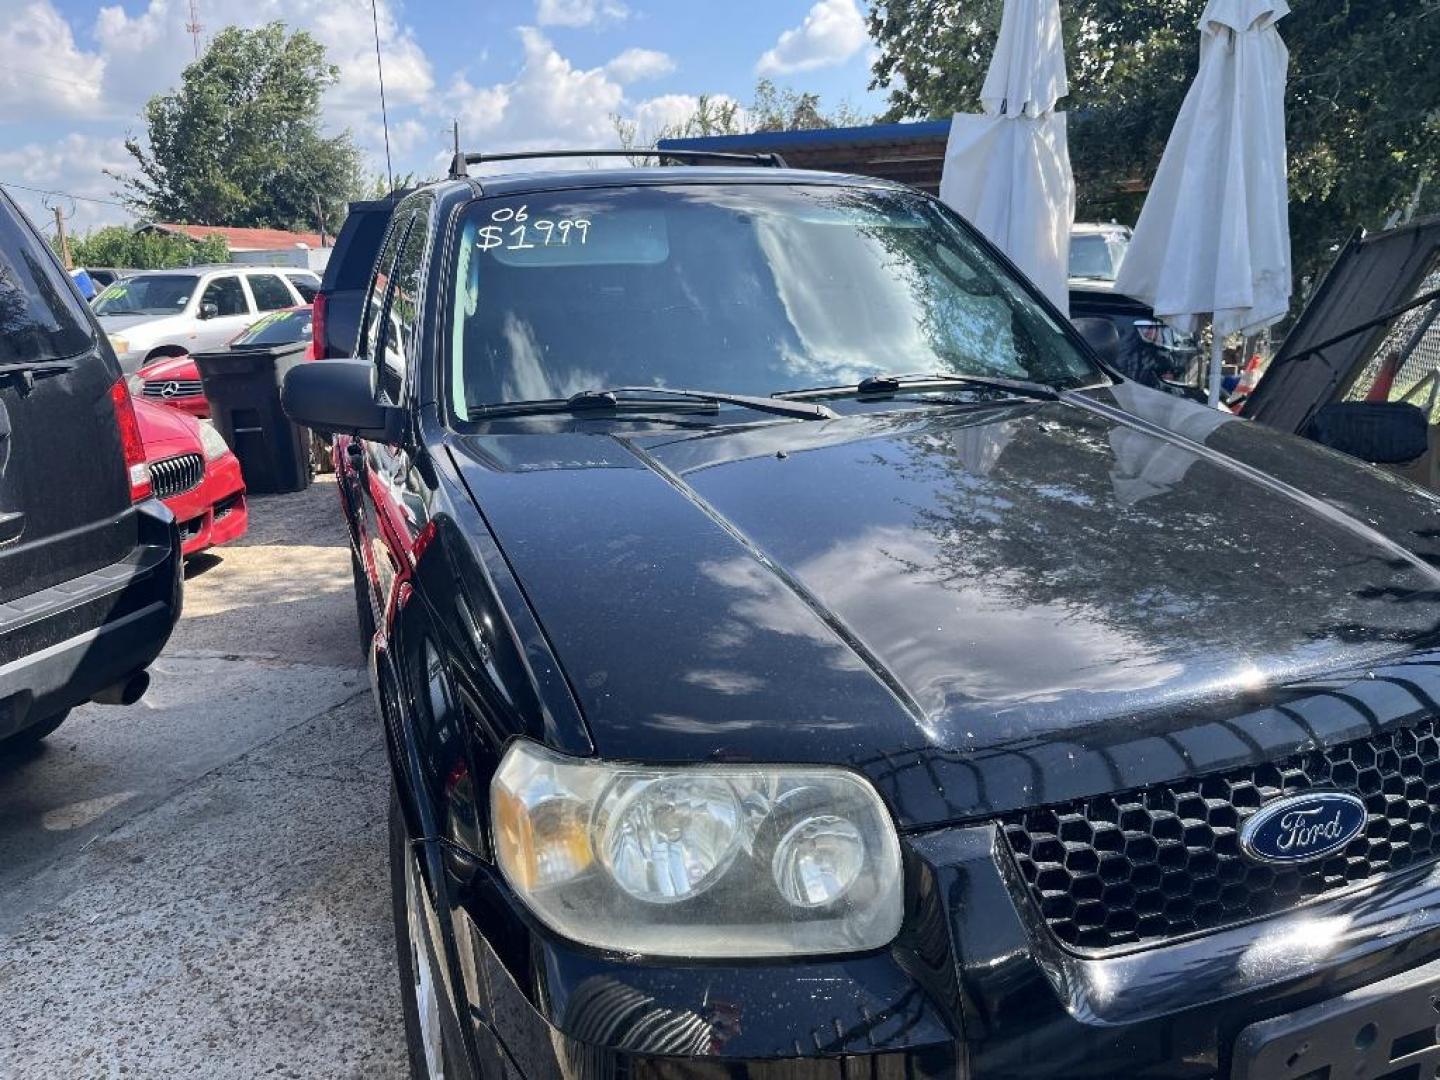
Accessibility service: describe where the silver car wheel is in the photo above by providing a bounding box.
[405,848,446,1080]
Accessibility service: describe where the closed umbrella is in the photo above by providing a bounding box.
[939,0,1074,312]
[1113,0,1292,405]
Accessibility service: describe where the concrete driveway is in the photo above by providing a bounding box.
[0,479,407,1079]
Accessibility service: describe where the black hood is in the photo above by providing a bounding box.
[449,382,1440,827]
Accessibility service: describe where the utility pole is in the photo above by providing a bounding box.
[314,193,328,248]
[52,205,72,270]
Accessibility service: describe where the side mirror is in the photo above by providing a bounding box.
[1072,316,1121,368]
[199,301,219,320]
[282,358,404,442]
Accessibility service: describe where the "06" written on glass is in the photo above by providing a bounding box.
[478,205,590,252]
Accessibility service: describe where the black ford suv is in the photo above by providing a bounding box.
[285,152,1440,1080]
[0,188,180,750]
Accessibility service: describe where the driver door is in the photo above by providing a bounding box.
[191,274,253,351]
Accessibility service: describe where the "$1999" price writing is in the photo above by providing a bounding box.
[478,205,591,252]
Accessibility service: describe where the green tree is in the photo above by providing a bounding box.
[63,226,228,269]
[748,79,870,132]
[867,0,1440,288]
[613,81,872,152]
[349,171,422,202]
[113,22,362,233]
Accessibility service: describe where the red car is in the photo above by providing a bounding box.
[131,305,314,418]
[132,397,248,557]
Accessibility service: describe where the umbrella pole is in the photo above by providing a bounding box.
[1207,325,1224,407]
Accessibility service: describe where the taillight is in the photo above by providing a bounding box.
[109,378,153,501]
[310,292,327,360]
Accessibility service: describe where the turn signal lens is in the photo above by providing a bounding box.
[491,740,903,958]
[109,378,152,501]
[493,783,593,892]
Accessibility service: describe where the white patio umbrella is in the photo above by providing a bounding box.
[1113,0,1292,405]
[938,0,1074,312]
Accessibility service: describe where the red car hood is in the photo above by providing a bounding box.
[133,396,202,460]
[136,353,199,383]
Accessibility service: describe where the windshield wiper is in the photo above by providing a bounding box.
[472,386,837,422]
[776,372,1060,403]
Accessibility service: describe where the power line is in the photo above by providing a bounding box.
[4,64,97,93]
[0,180,130,209]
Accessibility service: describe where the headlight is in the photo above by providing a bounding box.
[198,420,230,461]
[491,739,903,958]
[125,373,144,396]
[107,335,129,355]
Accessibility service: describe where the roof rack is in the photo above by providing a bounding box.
[447,148,788,181]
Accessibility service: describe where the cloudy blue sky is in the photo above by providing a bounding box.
[0,0,891,235]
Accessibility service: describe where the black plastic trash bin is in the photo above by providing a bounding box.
[193,341,312,495]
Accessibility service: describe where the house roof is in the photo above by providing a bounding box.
[142,222,326,251]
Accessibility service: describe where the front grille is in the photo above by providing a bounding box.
[1001,720,1440,953]
[141,379,204,399]
[150,453,204,500]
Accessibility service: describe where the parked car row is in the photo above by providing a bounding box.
[0,191,303,750]
[0,188,181,751]
[12,146,1440,1078]
[93,265,318,372]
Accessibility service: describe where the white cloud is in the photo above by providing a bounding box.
[0,4,733,232]
[534,0,628,28]
[450,27,625,149]
[447,30,732,169]
[756,0,867,76]
[93,0,433,127]
[0,2,106,118]
[0,134,135,233]
[605,47,675,84]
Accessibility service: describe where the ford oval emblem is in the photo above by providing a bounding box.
[1240,792,1368,864]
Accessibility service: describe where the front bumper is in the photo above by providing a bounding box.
[163,452,248,557]
[0,500,180,738]
[455,820,1440,1080]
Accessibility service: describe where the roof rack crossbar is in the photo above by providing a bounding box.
[447,148,788,180]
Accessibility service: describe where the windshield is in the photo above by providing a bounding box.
[1069,233,1127,280]
[448,184,1101,418]
[94,274,199,316]
[231,307,312,346]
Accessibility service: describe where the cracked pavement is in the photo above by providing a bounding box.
[0,478,408,1079]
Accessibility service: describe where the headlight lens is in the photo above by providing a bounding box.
[597,775,741,903]
[198,420,230,460]
[125,373,144,396]
[107,335,129,355]
[773,814,867,908]
[491,739,903,958]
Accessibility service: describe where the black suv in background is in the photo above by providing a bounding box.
[288,154,1440,1080]
[314,190,410,359]
[0,188,180,750]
